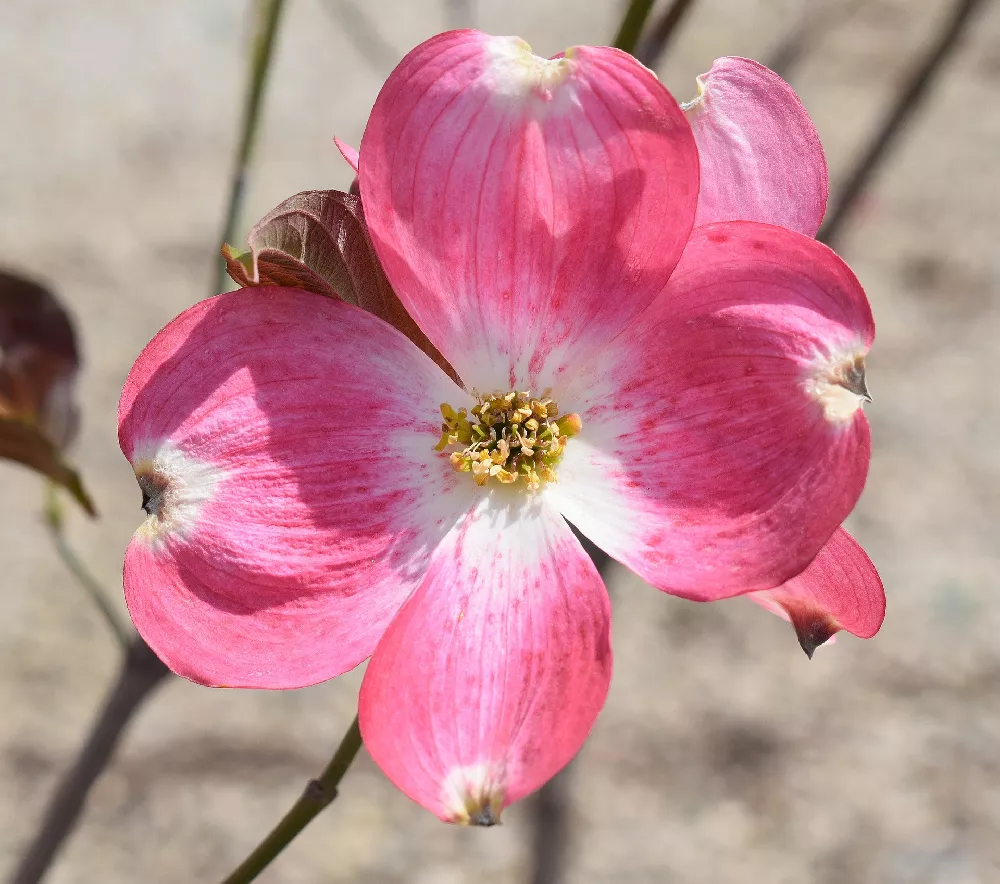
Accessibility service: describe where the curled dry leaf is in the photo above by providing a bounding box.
[223,190,456,382]
[0,269,95,515]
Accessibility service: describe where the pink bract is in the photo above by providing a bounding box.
[677,55,884,648]
[750,527,884,658]
[120,31,879,822]
[684,56,829,236]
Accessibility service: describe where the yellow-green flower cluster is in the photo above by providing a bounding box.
[435,390,582,491]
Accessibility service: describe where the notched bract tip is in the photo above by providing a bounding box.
[831,352,872,403]
[485,36,575,106]
[469,805,500,827]
[441,762,506,826]
[136,470,168,517]
[807,349,872,423]
[680,74,708,113]
[792,612,840,659]
[129,440,225,548]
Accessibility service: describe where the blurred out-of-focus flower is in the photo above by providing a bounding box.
[0,269,94,513]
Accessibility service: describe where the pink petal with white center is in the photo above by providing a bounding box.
[548,222,874,600]
[685,57,829,237]
[359,494,612,824]
[360,30,699,392]
[334,136,360,173]
[749,526,884,657]
[119,287,477,689]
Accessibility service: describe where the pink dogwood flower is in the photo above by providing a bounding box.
[119,32,879,823]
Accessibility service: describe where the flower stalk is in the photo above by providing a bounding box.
[219,716,363,884]
[44,484,131,649]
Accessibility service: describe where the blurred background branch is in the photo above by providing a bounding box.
[819,0,989,247]
[214,0,287,294]
[528,764,575,884]
[528,530,613,884]
[9,638,168,884]
[635,0,698,67]
[322,0,401,74]
[445,0,475,30]
[9,3,290,881]
[765,0,865,81]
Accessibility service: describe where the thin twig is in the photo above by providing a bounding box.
[634,0,698,68]
[819,0,989,248]
[43,485,131,649]
[322,0,401,75]
[213,0,287,294]
[219,716,364,884]
[9,638,169,884]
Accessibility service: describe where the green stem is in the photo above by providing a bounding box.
[612,0,658,55]
[213,0,287,295]
[44,484,131,649]
[220,716,364,884]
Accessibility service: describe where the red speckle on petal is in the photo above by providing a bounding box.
[528,349,546,380]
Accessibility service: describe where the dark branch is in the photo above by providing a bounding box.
[9,638,169,884]
[819,0,989,248]
[635,0,699,68]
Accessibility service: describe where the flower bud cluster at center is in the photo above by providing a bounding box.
[435,390,581,491]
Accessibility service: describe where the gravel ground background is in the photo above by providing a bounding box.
[2,1,999,882]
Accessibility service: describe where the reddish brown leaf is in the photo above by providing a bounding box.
[223,190,456,382]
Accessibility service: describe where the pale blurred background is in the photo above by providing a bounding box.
[2,1,999,881]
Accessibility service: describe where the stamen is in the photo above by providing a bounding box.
[436,390,580,490]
